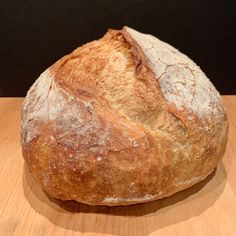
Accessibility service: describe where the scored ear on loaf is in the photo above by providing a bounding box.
[21,26,228,206]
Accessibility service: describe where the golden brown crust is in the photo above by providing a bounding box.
[21,27,228,205]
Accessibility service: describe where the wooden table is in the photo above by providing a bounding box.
[0,97,236,236]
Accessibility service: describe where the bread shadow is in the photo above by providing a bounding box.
[22,163,227,235]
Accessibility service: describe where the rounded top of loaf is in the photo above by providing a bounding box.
[21,27,228,205]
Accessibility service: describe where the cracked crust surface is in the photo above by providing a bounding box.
[21,27,228,206]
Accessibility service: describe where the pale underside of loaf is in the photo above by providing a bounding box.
[21,27,228,205]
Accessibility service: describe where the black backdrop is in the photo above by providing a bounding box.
[0,0,235,96]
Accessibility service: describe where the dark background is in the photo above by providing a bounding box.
[0,0,235,96]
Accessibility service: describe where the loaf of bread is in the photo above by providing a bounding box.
[21,26,228,206]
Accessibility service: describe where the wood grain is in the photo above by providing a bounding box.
[0,96,235,236]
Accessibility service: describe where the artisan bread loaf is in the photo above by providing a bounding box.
[21,27,228,206]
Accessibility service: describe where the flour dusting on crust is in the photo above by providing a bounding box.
[21,69,52,143]
[21,69,88,144]
[125,27,225,123]
[102,194,156,203]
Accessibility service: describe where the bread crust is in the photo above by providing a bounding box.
[21,27,228,206]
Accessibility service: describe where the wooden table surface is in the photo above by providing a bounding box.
[0,97,236,236]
